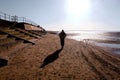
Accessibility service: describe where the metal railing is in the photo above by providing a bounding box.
[0,12,38,26]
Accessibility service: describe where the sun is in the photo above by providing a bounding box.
[66,0,91,17]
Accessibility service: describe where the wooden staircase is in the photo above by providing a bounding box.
[0,19,46,59]
[0,34,23,53]
[11,27,41,38]
[0,18,46,67]
[0,27,39,59]
[0,27,36,44]
[27,30,43,37]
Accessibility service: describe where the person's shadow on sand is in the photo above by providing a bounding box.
[40,48,62,68]
[40,30,66,68]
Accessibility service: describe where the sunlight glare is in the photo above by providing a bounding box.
[66,0,91,17]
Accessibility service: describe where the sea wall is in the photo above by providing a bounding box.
[24,24,43,30]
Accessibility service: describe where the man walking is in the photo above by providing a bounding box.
[59,30,66,48]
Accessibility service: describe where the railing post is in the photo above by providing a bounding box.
[13,15,18,22]
[23,17,25,22]
[4,13,6,20]
[9,15,10,21]
[24,18,26,22]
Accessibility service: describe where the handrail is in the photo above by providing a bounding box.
[0,12,38,26]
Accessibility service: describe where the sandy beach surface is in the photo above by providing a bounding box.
[0,33,120,80]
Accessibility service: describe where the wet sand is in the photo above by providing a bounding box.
[0,33,120,80]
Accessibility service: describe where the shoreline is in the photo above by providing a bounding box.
[0,33,120,80]
[65,31,120,56]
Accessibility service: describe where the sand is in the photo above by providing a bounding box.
[0,33,120,80]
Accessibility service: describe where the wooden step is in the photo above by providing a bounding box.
[0,40,23,52]
[0,30,35,45]
[3,30,20,35]
[2,29,34,40]
[0,28,15,31]
[27,30,42,37]
[14,33,29,37]
[0,42,32,60]
[14,28,40,38]
[0,34,8,39]
[0,28,20,35]
[0,28,21,35]
[1,29,34,40]
[14,34,34,40]
[0,37,16,45]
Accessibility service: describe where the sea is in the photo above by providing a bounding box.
[66,30,120,55]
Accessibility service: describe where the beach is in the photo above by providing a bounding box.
[0,33,120,80]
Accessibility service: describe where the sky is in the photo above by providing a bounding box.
[0,0,120,31]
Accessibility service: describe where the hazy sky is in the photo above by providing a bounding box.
[0,0,120,31]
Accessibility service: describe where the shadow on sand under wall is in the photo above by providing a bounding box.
[0,58,8,68]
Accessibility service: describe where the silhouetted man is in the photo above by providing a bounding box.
[59,30,66,48]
